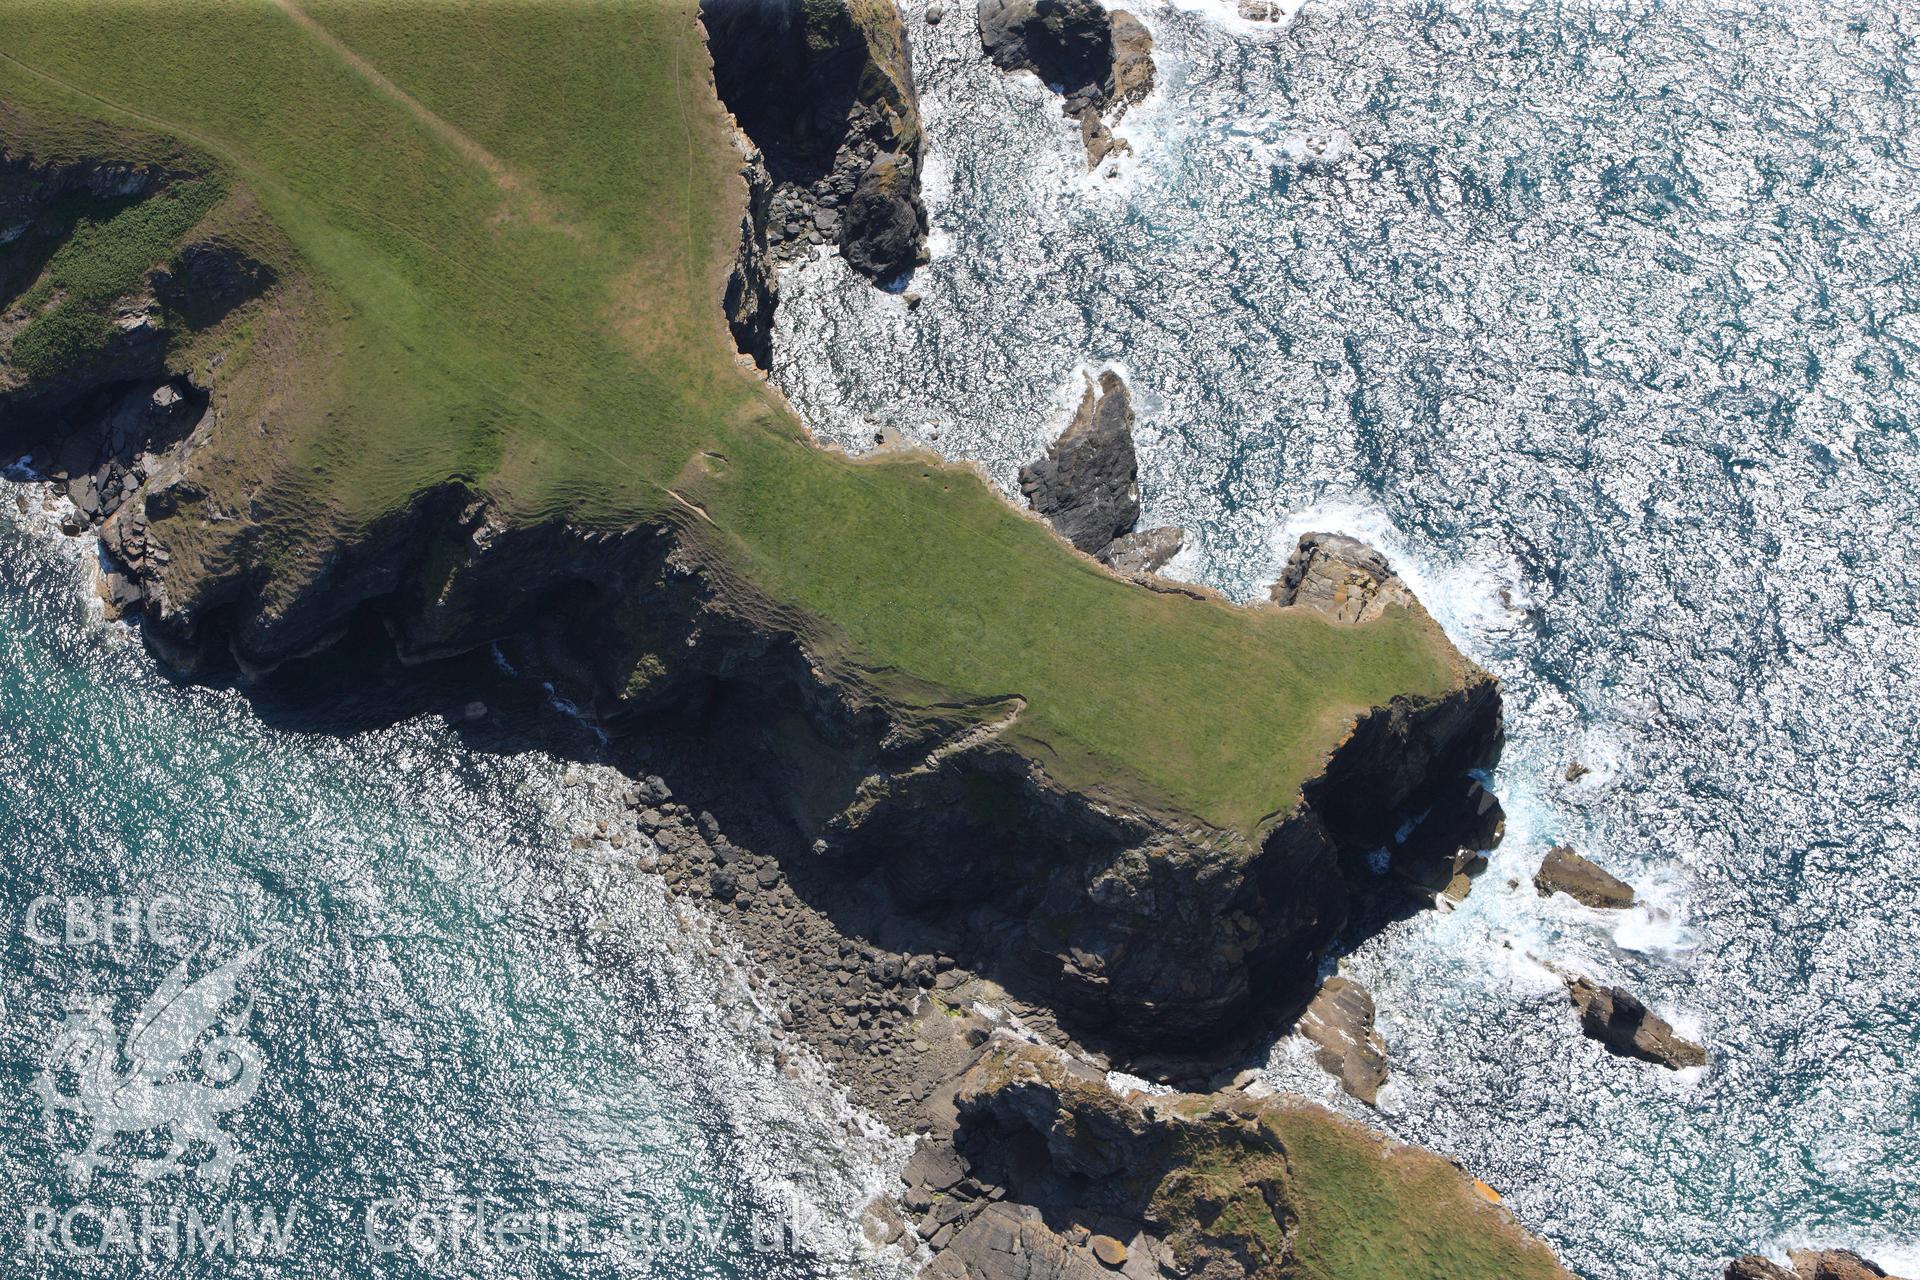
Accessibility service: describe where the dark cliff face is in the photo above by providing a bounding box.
[703,0,929,292]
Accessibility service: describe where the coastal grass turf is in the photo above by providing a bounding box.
[1267,1106,1571,1280]
[0,0,1461,835]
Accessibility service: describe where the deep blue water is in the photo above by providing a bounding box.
[0,499,904,1277]
[774,1,1920,1275]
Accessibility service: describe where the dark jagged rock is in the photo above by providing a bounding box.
[720,146,777,369]
[1729,1259,1800,1280]
[703,0,928,288]
[839,150,928,283]
[1019,371,1140,554]
[1294,975,1387,1105]
[1097,524,1182,575]
[1535,844,1636,909]
[1568,977,1706,1070]
[977,0,1155,167]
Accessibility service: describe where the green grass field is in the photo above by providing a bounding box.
[0,0,1461,835]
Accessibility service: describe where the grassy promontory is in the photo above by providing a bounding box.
[0,0,1461,839]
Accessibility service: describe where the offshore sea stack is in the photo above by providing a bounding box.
[1567,977,1706,1071]
[705,0,930,360]
[1019,370,1184,573]
[978,0,1155,166]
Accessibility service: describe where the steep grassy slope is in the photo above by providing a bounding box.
[0,0,1462,836]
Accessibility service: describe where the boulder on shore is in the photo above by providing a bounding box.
[1294,976,1389,1105]
[1098,524,1183,575]
[1269,532,1415,623]
[1568,977,1706,1070]
[1535,844,1636,909]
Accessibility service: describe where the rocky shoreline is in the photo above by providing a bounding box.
[2,5,1885,1277]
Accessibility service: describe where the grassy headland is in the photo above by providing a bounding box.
[0,0,1461,836]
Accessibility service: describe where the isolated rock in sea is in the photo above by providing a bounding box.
[1568,977,1706,1070]
[1270,531,1417,623]
[1020,370,1141,554]
[1727,1251,1907,1280]
[1237,0,1293,20]
[1535,844,1636,909]
[1099,524,1183,575]
[978,0,1155,166]
[1295,975,1389,1105]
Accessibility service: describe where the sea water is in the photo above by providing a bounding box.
[0,490,910,1277]
[771,1,1920,1276]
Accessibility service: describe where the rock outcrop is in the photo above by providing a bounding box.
[978,0,1155,167]
[1293,975,1388,1104]
[1019,371,1139,554]
[1018,370,1185,573]
[935,1038,1573,1279]
[1535,844,1636,909]
[1728,1251,1907,1280]
[1269,531,1416,623]
[704,0,929,288]
[1567,977,1706,1070]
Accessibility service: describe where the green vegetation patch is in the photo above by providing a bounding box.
[1265,1108,1568,1280]
[9,176,222,378]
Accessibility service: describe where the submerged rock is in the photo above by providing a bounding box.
[1568,977,1706,1070]
[1019,370,1141,554]
[1294,975,1388,1105]
[1535,844,1636,909]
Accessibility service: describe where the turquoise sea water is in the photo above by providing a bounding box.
[0,497,904,1277]
[774,1,1920,1275]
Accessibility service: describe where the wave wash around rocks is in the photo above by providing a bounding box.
[0,1,1489,1056]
